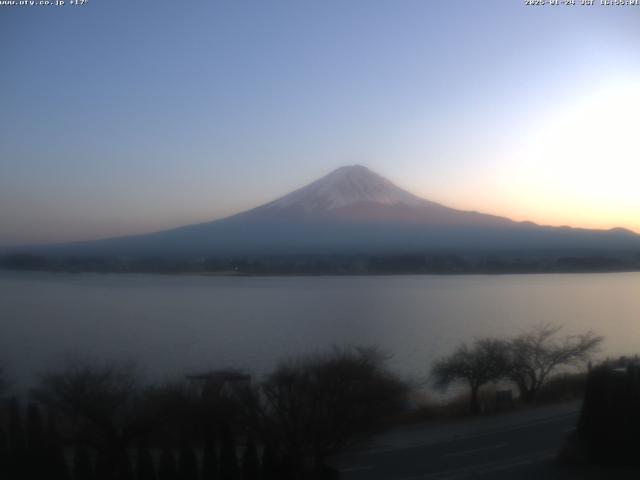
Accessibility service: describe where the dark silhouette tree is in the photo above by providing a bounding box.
[432,338,509,414]
[116,450,134,480]
[276,454,294,480]
[26,402,45,451]
[219,424,239,480]
[572,361,640,465]
[7,398,26,478]
[8,398,25,452]
[95,451,113,480]
[26,403,48,478]
[45,412,70,480]
[506,324,603,403]
[0,424,8,479]
[241,435,259,480]
[73,446,94,480]
[202,427,219,480]
[178,441,199,480]
[158,448,178,480]
[260,444,278,480]
[136,444,157,480]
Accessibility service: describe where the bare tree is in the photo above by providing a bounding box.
[506,324,603,403]
[431,338,510,414]
[247,346,408,476]
[33,361,138,430]
[32,361,144,479]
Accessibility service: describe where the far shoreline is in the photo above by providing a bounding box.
[2,267,640,278]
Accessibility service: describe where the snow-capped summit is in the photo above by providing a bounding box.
[261,165,429,213]
[237,165,509,225]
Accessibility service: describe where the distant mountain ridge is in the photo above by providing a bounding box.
[4,165,640,263]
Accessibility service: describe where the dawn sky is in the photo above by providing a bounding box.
[1,0,639,245]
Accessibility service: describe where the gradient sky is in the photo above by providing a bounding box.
[2,0,640,246]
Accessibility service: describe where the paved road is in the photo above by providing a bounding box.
[335,403,585,479]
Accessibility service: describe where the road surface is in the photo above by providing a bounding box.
[333,401,618,479]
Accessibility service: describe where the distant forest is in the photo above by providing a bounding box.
[2,251,640,275]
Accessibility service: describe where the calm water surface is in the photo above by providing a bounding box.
[1,271,639,387]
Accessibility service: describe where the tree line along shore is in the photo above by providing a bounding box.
[3,252,640,275]
[2,326,638,479]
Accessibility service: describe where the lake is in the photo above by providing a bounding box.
[1,271,638,389]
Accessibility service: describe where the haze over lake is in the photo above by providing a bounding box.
[1,271,638,389]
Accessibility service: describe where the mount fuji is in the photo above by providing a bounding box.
[5,165,640,265]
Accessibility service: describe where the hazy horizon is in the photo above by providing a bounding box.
[3,163,639,248]
[2,1,640,246]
